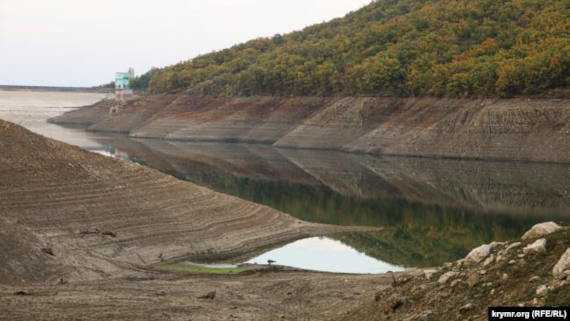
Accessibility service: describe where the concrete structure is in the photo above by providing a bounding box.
[115,68,135,101]
[115,72,130,90]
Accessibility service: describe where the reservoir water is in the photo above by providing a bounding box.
[2,90,569,273]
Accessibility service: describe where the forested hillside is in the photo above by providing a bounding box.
[142,0,569,97]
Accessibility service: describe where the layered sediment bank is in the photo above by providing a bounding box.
[0,120,371,285]
[50,95,570,163]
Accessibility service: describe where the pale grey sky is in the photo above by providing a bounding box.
[0,0,369,87]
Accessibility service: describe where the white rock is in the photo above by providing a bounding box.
[506,242,521,251]
[489,241,504,250]
[465,244,491,265]
[553,248,570,278]
[483,254,495,267]
[424,269,438,280]
[438,271,458,284]
[521,222,562,241]
[536,285,548,297]
[523,239,547,255]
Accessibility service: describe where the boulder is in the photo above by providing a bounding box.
[506,242,521,251]
[553,248,570,278]
[489,241,505,250]
[438,271,457,284]
[464,244,491,265]
[535,285,548,297]
[483,254,495,267]
[523,239,547,255]
[521,222,562,241]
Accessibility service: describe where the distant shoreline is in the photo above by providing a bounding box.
[0,85,113,93]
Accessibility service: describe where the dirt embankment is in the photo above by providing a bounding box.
[50,94,570,163]
[0,120,372,285]
[0,122,567,320]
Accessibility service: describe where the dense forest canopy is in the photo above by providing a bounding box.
[141,0,569,98]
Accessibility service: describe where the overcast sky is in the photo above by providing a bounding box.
[0,0,369,87]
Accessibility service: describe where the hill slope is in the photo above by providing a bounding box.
[0,120,367,285]
[143,0,569,98]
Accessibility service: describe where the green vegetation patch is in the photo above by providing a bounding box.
[155,263,246,274]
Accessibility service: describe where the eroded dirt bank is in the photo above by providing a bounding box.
[0,120,372,285]
[1,120,568,320]
[50,95,570,163]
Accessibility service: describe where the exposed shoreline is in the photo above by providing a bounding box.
[0,119,377,286]
[49,94,570,163]
[1,94,568,320]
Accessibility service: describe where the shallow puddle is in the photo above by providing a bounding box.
[245,237,405,274]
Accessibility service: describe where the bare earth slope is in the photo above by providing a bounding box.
[1,119,568,321]
[0,119,369,285]
[50,95,570,163]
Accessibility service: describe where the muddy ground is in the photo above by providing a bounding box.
[0,268,401,321]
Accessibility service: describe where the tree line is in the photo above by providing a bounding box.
[137,0,569,98]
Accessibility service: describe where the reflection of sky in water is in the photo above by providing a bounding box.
[247,237,405,274]
[89,148,130,160]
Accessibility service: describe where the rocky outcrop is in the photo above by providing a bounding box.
[523,239,547,255]
[0,120,372,285]
[522,222,563,240]
[50,95,570,163]
[339,224,569,321]
[464,244,491,265]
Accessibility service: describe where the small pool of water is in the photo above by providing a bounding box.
[245,237,405,274]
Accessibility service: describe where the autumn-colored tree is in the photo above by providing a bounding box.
[142,0,568,98]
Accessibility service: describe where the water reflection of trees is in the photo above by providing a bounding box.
[98,138,570,267]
